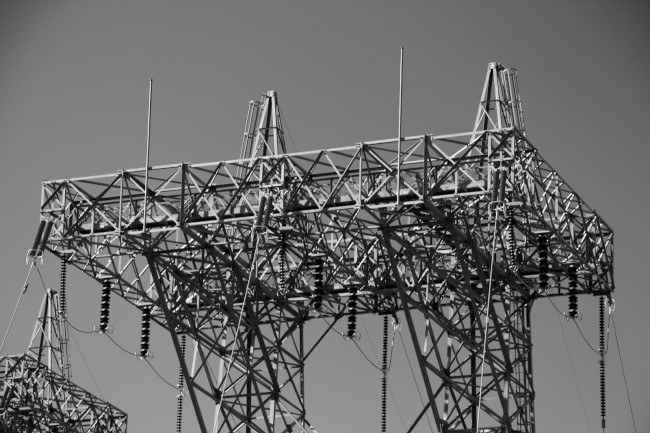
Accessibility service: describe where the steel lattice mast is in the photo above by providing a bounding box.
[0,284,128,432]
[37,62,614,432]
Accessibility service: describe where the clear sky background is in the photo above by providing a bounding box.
[1,1,649,432]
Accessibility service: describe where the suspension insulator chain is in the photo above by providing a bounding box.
[140,306,152,358]
[498,167,507,203]
[312,258,324,311]
[599,295,606,430]
[507,211,517,268]
[568,264,578,318]
[537,234,549,292]
[346,290,358,339]
[255,195,267,229]
[59,259,67,318]
[262,196,273,228]
[490,169,501,203]
[381,315,388,433]
[38,220,54,253]
[278,238,286,294]
[176,334,186,433]
[99,281,111,332]
[30,220,46,256]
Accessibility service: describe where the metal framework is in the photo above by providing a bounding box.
[36,63,614,432]
[0,290,128,432]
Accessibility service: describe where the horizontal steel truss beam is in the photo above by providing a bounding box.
[41,128,612,300]
[0,354,128,433]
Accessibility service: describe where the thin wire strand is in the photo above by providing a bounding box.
[476,206,500,432]
[146,358,182,392]
[277,105,299,154]
[104,332,136,357]
[103,331,179,392]
[398,332,435,433]
[555,309,592,433]
[547,296,602,356]
[69,328,105,400]
[360,315,380,362]
[351,337,382,372]
[66,319,97,334]
[611,314,638,433]
[322,316,383,371]
[0,263,34,354]
[387,377,407,431]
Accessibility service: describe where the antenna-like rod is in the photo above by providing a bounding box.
[143,78,153,233]
[397,47,404,205]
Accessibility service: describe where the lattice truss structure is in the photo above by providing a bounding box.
[37,63,614,433]
[0,292,128,433]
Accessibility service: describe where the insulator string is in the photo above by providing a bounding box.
[507,210,517,268]
[381,315,388,433]
[278,239,286,294]
[140,306,152,359]
[568,264,578,318]
[599,295,606,430]
[537,233,548,292]
[498,167,507,203]
[346,290,358,339]
[255,196,267,228]
[38,220,54,252]
[99,281,111,333]
[176,334,186,433]
[312,258,324,311]
[31,220,46,253]
[59,259,67,318]
[262,196,273,228]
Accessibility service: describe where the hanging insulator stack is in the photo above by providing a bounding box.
[262,196,273,228]
[498,167,507,203]
[381,315,388,433]
[537,233,549,292]
[312,258,323,310]
[490,169,501,203]
[176,334,186,433]
[59,259,67,318]
[255,196,267,230]
[278,240,286,294]
[568,264,578,318]
[599,295,606,430]
[140,306,152,358]
[507,210,517,268]
[346,290,358,339]
[30,220,46,256]
[99,281,111,333]
[38,220,54,252]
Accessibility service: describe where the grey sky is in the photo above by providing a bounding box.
[1,1,649,432]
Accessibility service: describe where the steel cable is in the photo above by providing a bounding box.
[611,314,638,433]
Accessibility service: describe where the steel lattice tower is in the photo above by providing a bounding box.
[36,62,614,432]
[0,288,128,433]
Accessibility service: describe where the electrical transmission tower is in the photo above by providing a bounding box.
[35,63,613,432]
[0,280,128,432]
